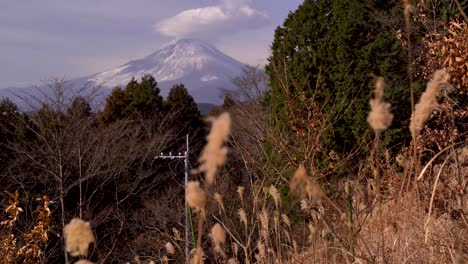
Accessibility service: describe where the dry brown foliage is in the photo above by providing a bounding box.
[0,192,53,264]
[420,20,468,91]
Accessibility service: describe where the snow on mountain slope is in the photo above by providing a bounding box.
[0,39,246,107]
[89,39,246,103]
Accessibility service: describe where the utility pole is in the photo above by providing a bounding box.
[155,134,190,262]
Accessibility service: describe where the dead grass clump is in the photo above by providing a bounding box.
[359,193,467,263]
[63,218,95,257]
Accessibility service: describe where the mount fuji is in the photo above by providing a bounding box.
[0,39,247,107]
[88,39,246,103]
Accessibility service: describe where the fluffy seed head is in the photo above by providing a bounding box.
[210,223,226,256]
[238,208,248,229]
[198,112,231,185]
[281,214,291,228]
[64,218,95,257]
[367,77,393,132]
[259,209,269,239]
[210,223,226,245]
[300,199,310,211]
[237,186,245,202]
[233,243,239,257]
[165,242,175,255]
[190,248,204,264]
[257,241,266,258]
[410,69,450,139]
[290,166,322,200]
[269,185,281,208]
[186,181,206,212]
[213,193,224,210]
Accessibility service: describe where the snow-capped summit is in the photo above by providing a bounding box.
[89,38,246,103]
[0,39,246,107]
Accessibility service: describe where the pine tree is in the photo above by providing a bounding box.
[164,83,204,152]
[67,96,92,118]
[101,75,164,123]
[165,83,200,119]
[0,98,33,167]
[0,98,20,146]
[125,75,163,117]
[101,87,130,123]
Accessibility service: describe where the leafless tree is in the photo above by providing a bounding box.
[4,79,181,263]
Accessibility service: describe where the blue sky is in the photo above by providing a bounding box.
[0,0,302,88]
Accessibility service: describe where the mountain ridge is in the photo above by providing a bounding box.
[0,38,247,107]
[89,38,246,103]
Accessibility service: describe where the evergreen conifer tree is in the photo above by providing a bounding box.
[265,0,410,173]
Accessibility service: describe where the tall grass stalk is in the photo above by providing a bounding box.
[345,180,354,261]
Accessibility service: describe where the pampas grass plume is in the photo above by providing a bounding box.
[410,69,450,139]
[190,248,204,264]
[259,209,269,239]
[198,112,231,185]
[186,181,206,212]
[257,241,266,258]
[214,193,224,210]
[165,242,175,255]
[210,223,226,245]
[210,223,226,256]
[237,186,245,202]
[290,165,322,200]
[367,77,393,132]
[64,218,95,257]
[238,208,248,229]
[269,185,281,208]
[281,214,291,228]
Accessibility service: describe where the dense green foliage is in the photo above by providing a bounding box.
[164,83,204,150]
[165,83,200,122]
[265,0,411,175]
[0,98,33,168]
[67,96,92,117]
[101,74,164,122]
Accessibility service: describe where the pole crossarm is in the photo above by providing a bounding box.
[154,153,187,159]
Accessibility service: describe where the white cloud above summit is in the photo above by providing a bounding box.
[155,0,270,40]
